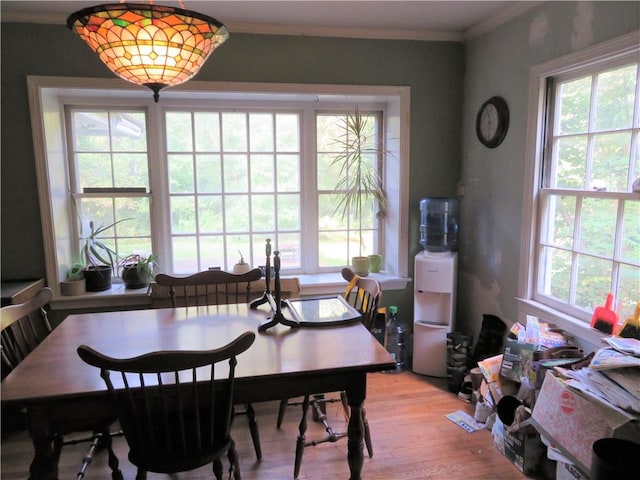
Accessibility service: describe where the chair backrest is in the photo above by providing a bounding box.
[153,269,263,308]
[249,276,301,300]
[341,268,382,330]
[1,287,53,379]
[77,331,255,474]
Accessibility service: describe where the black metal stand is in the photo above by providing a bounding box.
[251,240,299,332]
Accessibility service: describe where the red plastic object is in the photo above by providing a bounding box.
[590,294,619,335]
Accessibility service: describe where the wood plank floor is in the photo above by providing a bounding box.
[1,371,534,479]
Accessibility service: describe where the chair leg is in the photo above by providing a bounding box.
[362,407,373,458]
[276,398,288,429]
[294,395,310,479]
[245,403,262,460]
[100,430,123,480]
[228,439,242,480]
[212,458,223,480]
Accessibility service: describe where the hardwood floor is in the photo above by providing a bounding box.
[2,371,533,479]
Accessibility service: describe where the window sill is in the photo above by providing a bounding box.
[50,273,410,311]
[515,297,609,352]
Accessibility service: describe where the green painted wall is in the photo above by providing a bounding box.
[458,1,639,341]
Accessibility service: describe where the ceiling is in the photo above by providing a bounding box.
[0,1,539,41]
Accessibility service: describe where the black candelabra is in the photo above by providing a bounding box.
[250,239,299,332]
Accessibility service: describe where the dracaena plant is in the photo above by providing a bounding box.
[330,106,390,257]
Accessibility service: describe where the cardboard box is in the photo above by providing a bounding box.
[556,461,588,480]
[493,422,545,474]
[503,429,545,474]
[500,339,537,382]
[531,370,640,473]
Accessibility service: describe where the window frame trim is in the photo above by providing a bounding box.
[27,76,411,306]
[517,30,640,348]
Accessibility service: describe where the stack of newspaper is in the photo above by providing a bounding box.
[563,338,640,414]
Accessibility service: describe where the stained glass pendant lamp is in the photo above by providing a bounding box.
[67,1,229,102]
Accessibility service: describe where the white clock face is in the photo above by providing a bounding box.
[480,104,499,140]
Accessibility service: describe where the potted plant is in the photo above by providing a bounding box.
[119,253,158,289]
[80,219,128,292]
[60,262,86,296]
[232,250,252,274]
[330,106,390,276]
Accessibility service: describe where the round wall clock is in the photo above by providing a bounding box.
[476,96,509,148]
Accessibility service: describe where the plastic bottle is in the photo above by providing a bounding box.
[419,197,458,252]
[385,305,406,372]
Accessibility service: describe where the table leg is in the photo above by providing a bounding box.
[345,374,367,480]
[28,435,60,480]
[26,406,59,480]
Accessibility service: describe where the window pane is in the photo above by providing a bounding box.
[618,263,640,321]
[73,111,109,151]
[276,113,299,152]
[113,153,148,189]
[251,194,275,231]
[172,236,198,273]
[554,136,587,188]
[277,193,300,230]
[170,196,196,234]
[196,155,221,193]
[198,196,223,233]
[557,76,591,135]
[277,233,300,268]
[223,154,248,192]
[575,254,612,310]
[110,112,146,152]
[251,154,274,193]
[194,112,220,152]
[317,153,338,190]
[591,132,631,192]
[221,113,247,152]
[543,195,575,247]
[78,153,112,188]
[318,193,346,230]
[225,195,250,232]
[594,64,637,131]
[168,154,194,193]
[621,200,640,263]
[579,198,616,257]
[250,113,274,151]
[226,235,251,267]
[276,154,300,192]
[319,231,348,267]
[199,236,224,270]
[166,112,193,152]
[539,246,571,302]
[115,197,150,237]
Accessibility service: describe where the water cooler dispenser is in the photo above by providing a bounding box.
[412,198,458,377]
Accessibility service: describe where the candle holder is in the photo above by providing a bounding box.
[250,239,299,332]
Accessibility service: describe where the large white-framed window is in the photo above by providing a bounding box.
[28,78,410,302]
[519,32,639,343]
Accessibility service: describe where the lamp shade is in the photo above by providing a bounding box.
[67,3,229,101]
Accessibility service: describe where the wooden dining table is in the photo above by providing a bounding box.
[1,301,395,480]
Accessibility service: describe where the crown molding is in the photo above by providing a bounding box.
[2,2,541,43]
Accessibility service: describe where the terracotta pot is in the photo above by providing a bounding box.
[351,256,370,276]
[60,279,86,296]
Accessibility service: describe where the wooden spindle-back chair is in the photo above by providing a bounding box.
[77,331,255,480]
